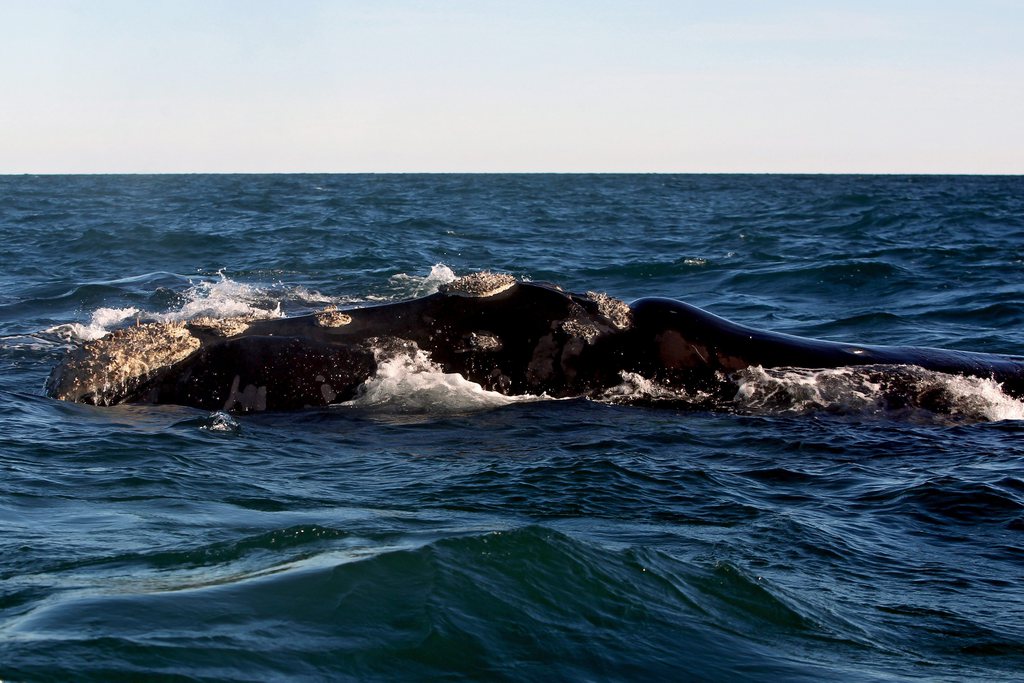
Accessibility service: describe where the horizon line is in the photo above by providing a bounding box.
[2,170,1022,177]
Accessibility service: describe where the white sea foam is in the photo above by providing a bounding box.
[600,372,700,404]
[934,374,1024,422]
[157,275,282,323]
[50,274,284,343]
[343,345,533,414]
[200,411,241,433]
[286,285,351,308]
[734,366,885,414]
[59,268,458,344]
[733,365,1024,422]
[599,365,1023,422]
[49,307,141,342]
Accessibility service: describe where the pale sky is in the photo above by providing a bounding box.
[1,0,1022,173]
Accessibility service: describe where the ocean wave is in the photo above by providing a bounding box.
[855,477,1023,525]
[6,174,1024,682]
[2,526,845,680]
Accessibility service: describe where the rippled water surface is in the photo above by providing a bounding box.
[1,174,1023,681]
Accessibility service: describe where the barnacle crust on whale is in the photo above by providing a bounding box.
[48,321,200,404]
[315,306,353,327]
[561,319,601,344]
[587,291,632,330]
[439,272,516,297]
[188,315,256,337]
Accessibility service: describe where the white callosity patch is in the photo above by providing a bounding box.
[560,318,602,344]
[187,316,256,338]
[468,332,503,351]
[439,271,517,298]
[314,306,353,328]
[586,291,632,330]
[47,321,201,405]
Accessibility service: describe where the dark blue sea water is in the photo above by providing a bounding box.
[1,174,1023,681]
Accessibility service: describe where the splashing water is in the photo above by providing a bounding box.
[342,344,533,415]
[600,371,715,406]
[45,275,284,343]
[57,307,141,342]
[157,274,283,322]
[733,365,1024,422]
[376,264,458,301]
[200,411,241,433]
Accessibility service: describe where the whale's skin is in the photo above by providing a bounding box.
[46,278,631,410]
[625,297,1024,400]
[45,276,1024,412]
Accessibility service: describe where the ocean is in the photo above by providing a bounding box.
[1,174,1022,681]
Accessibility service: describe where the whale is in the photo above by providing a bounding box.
[45,272,1024,412]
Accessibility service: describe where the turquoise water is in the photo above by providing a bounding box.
[1,174,1023,680]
